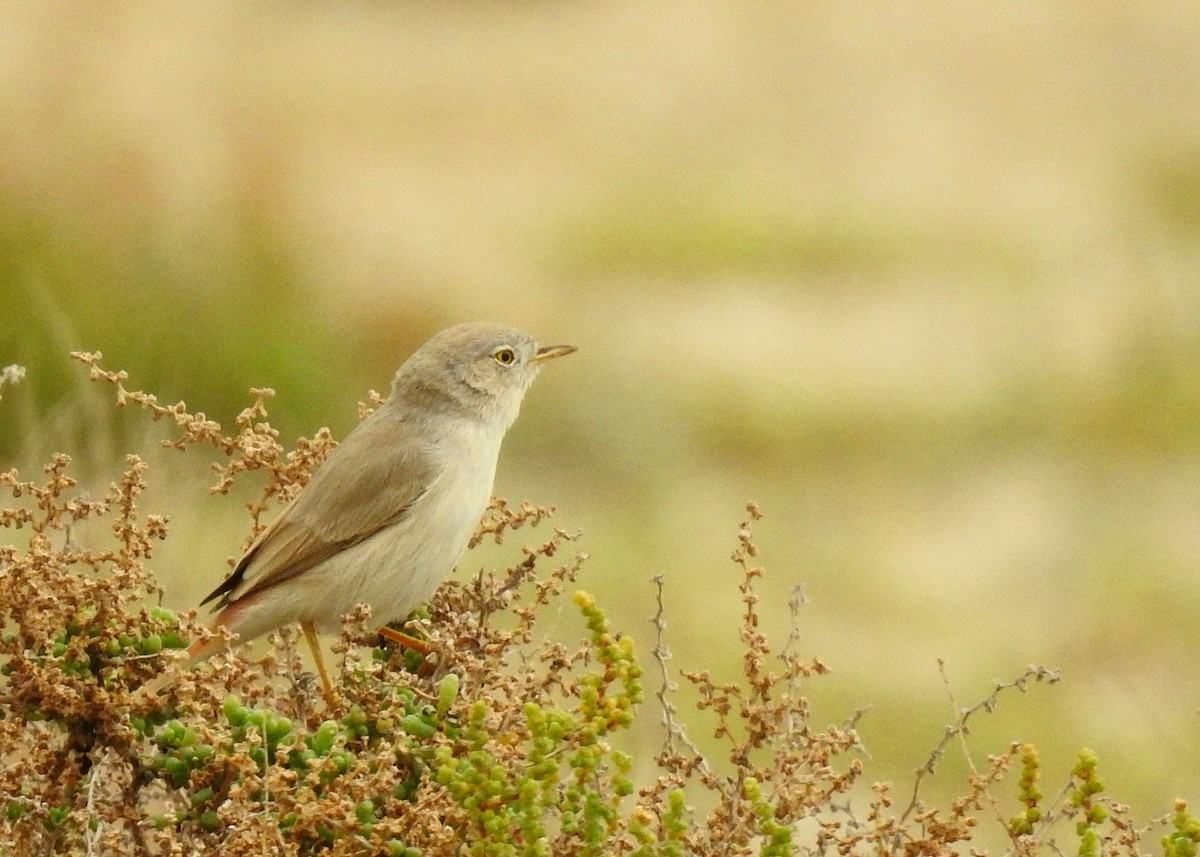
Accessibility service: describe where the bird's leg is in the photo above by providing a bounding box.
[378,625,433,653]
[301,621,338,706]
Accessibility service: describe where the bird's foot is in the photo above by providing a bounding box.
[377,625,432,653]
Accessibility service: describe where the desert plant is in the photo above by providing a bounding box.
[0,354,1189,855]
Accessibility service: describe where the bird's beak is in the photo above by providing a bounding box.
[532,344,577,363]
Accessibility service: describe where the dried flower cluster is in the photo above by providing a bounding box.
[0,354,1194,856]
[0,364,24,401]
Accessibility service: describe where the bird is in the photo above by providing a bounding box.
[183,322,575,701]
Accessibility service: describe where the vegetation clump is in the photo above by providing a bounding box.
[0,355,1189,855]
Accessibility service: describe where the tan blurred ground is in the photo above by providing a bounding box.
[3,0,1200,825]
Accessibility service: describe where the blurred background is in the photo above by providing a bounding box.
[3,0,1200,829]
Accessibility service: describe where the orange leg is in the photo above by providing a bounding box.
[301,621,338,706]
[378,625,433,653]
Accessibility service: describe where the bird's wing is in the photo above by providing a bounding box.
[200,411,440,608]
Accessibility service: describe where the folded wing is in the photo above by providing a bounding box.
[200,411,439,608]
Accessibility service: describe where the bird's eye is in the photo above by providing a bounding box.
[493,347,516,365]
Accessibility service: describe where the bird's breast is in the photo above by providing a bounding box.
[319,416,504,628]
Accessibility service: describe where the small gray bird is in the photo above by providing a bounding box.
[185,322,575,699]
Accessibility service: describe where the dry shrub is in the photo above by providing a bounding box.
[0,354,1196,856]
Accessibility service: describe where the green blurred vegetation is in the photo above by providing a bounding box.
[550,181,1039,284]
[0,194,357,463]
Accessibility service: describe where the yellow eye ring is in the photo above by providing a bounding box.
[493,347,516,365]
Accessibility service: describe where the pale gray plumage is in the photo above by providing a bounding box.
[187,322,575,681]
